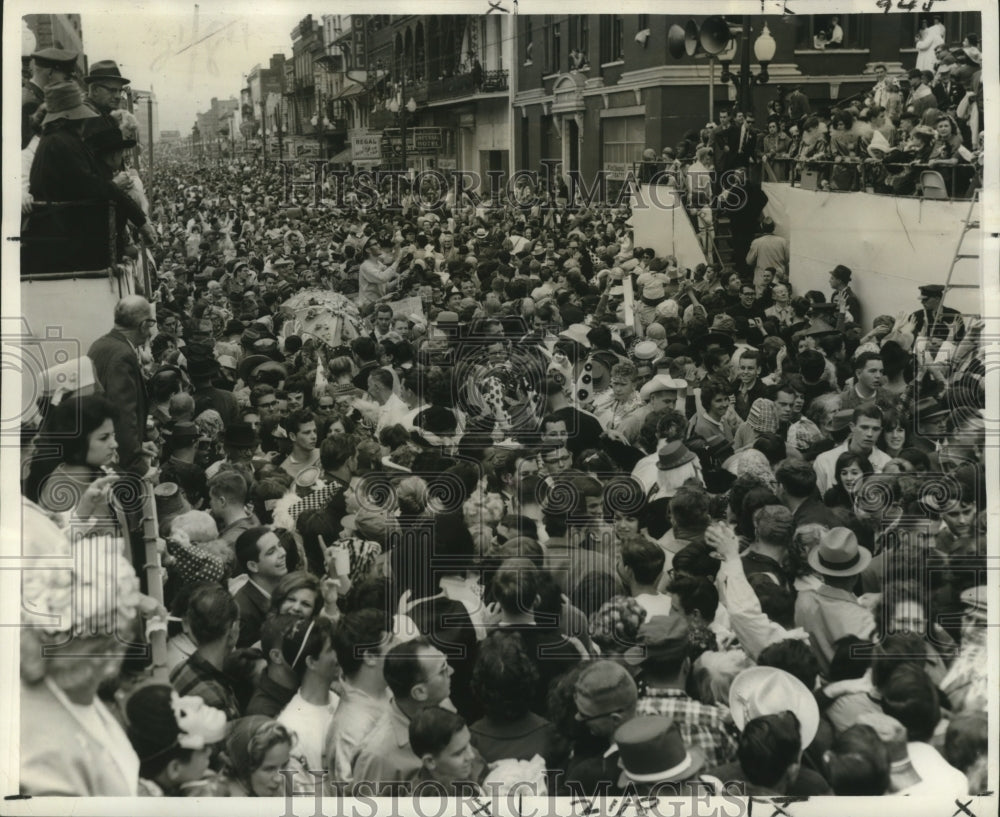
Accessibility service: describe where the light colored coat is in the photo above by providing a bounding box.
[20,678,138,796]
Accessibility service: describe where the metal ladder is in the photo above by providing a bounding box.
[934,188,981,324]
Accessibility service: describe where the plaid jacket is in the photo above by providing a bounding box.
[170,652,242,722]
[635,687,738,767]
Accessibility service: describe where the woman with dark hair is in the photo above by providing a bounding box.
[469,630,557,764]
[877,407,910,459]
[268,571,324,621]
[23,395,121,524]
[829,109,860,190]
[929,114,972,194]
[823,451,873,511]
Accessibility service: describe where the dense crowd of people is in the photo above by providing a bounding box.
[17,45,990,803]
[639,35,984,199]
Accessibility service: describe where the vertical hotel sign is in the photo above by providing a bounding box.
[346,16,367,72]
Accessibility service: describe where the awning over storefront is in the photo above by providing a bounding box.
[329,146,352,164]
[334,82,365,100]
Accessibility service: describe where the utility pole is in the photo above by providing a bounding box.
[738,15,752,114]
[277,98,284,161]
[399,70,407,176]
[146,95,154,190]
[260,101,268,164]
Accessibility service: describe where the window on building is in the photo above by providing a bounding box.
[795,14,871,50]
[602,115,645,198]
[523,17,534,66]
[543,16,553,74]
[899,11,979,48]
[441,128,456,157]
[602,115,645,172]
[552,20,562,75]
[521,115,531,171]
[600,15,625,64]
[568,17,590,70]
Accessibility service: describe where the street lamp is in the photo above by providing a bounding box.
[719,19,776,113]
[310,100,331,160]
[387,92,417,175]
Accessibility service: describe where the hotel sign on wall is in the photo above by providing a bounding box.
[380,127,443,157]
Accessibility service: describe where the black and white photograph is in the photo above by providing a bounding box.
[2,0,998,814]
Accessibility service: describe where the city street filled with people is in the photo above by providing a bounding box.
[14,9,992,804]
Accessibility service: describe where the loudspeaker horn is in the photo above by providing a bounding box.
[684,19,700,57]
[667,24,687,59]
[699,16,733,56]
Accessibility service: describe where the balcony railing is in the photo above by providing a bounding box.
[428,73,475,100]
[368,109,397,130]
[481,69,509,92]
[427,68,509,101]
[628,158,980,202]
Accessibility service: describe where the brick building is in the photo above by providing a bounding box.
[512,12,981,190]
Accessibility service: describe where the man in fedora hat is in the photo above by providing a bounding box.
[910,284,963,340]
[641,439,702,500]
[23,47,78,148]
[614,717,707,795]
[81,59,130,140]
[186,353,239,428]
[793,527,875,675]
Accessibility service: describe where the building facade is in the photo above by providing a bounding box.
[23,13,85,74]
[353,14,514,185]
[513,12,982,191]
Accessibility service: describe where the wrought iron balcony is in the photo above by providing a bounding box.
[481,69,509,92]
[427,68,509,101]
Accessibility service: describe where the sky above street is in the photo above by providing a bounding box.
[81,4,303,133]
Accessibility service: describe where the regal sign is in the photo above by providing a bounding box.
[351,131,383,161]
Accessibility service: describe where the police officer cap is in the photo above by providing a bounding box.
[32,48,78,66]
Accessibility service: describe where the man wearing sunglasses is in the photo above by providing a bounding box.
[565,661,639,795]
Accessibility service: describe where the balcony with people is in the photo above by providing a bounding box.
[634,58,983,203]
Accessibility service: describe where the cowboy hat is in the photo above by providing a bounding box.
[807,527,872,577]
[729,666,820,748]
[639,374,687,402]
[558,324,592,349]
